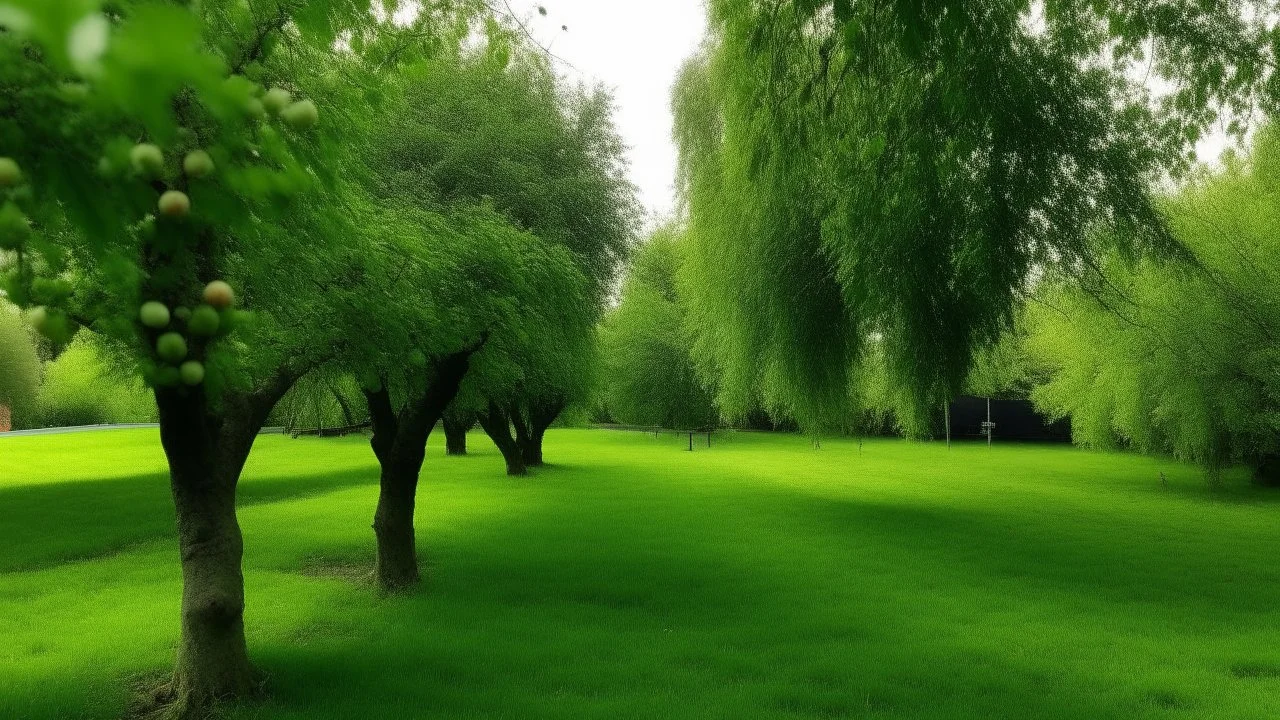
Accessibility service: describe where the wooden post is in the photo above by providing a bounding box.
[944,402,951,450]
[987,397,992,447]
[688,432,693,452]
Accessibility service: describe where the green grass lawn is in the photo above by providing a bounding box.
[1,429,1279,719]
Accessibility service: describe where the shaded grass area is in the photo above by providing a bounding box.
[1,429,1279,719]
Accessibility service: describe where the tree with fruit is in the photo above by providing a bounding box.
[0,0,443,713]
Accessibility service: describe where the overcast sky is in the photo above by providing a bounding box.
[508,1,707,225]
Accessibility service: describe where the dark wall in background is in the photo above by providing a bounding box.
[948,395,1071,442]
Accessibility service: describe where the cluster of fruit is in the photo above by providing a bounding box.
[138,280,236,388]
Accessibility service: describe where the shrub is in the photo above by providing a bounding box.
[37,336,156,427]
[0,305,40,429]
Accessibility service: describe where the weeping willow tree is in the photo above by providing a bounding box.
[673,0,1278,435]
[1028,126,1280,484]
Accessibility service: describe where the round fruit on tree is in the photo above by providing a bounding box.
[153,365,181,388]
[282,100,319,130]
[0,157,22,187]
[156,332,188,363]
[187,304,220,337]
[130,143,165,178]
[139,301,171,329]
[179,360,205,386]
[183,150,215,179]
[173,306,192,322]
[158,190,191,218]
[202,280,235,310]
[263,87,292,115]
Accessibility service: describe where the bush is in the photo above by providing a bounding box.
[268,371,366,432]
[0,305,40,429]
[37,336,156,427]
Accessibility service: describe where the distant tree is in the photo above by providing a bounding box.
[601,227,717,430]
[673,1,1278,435]
[0,304,39,428]
[383,40,639,468]
[1028,127,1280,485]
[442,409,474,455]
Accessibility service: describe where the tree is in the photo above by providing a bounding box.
[0,1,425,712]
[381,39,639,467]
[336,200,587,585]
[601,227,718,430]
[1027,126,1280,485]
[442,408,474,455]
[673,1,1278,435]
[0,303,39,428]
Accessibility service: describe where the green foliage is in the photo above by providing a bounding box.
[0,0,441,400]
[1028,126,1280,477]
[601,228,717,430]
[0,303,40,427]
[375,45,639,306]
[350,34,639,427]
[36,334,155,427]
[674,0,1277,434]
[270,370,365,431]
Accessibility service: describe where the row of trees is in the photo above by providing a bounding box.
[0,1,635,716]
[643,2,1279,455]
[1024,128,1280,485]
[667,0,1278,439]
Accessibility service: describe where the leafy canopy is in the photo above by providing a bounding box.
[673,0,1278,434]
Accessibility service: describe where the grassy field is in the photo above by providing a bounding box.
[1,428,1278,719]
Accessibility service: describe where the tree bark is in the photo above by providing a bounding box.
[363,349,476,592]
[151,366,300,717]
[442,411,473,456]
[523,397,565,467]
[477,401,526,476]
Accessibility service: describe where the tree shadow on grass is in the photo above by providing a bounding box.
[730,482,1280,616]
[0,468,377,574]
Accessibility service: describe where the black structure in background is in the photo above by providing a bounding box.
[946,395,1071,442]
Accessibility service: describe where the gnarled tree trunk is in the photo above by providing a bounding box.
[152,368,300,718]
[363,349,476,593]
[478,401,526,476]
[442,411,473,456]
[521,397,565,467]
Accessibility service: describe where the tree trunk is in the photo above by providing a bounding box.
[442,411,473,456]
[1253,454,1280,487]
[363,349,476,592]
[151,367,300,717]
[510,405,537,467]
[478,401,526,476]
[524,398,564,467]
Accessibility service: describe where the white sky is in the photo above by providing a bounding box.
[507,1,707,224]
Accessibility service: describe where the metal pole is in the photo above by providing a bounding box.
[688,432,693,452]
